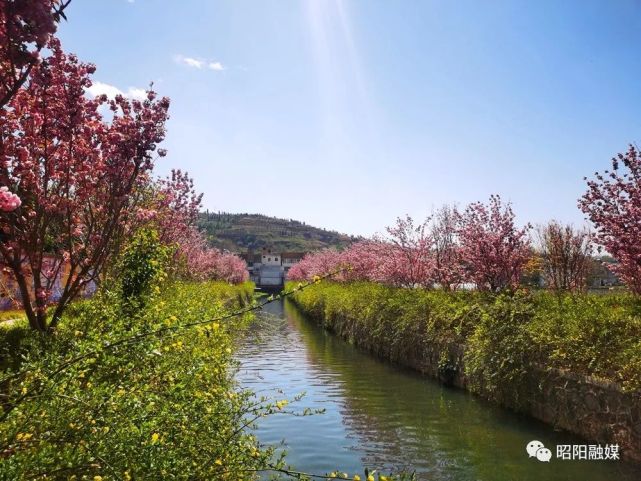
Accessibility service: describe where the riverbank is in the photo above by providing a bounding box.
[0,281,280,479]
[288,281,641,463]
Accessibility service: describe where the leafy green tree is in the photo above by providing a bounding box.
[120,229,171,315]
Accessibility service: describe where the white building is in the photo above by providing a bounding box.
[261,252,281,266]
[244,249,307,287]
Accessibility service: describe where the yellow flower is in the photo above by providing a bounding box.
[212,322,220,330]
[150,432,160,444]
[275,400,289,410]
[380,476,388,481]
[94,476,103,481]
[214,459,223,466]
[124,471,132,481]
[367,476,375,481]
[353,476,361,481]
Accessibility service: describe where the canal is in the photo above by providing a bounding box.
[235,299,640,480]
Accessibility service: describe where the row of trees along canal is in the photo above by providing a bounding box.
[288,153,641,294]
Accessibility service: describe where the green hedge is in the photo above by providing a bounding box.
[288,282,641,399]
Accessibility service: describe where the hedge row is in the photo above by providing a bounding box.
[288,282,641,397]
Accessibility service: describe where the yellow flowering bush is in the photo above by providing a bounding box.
[0,280,282,479]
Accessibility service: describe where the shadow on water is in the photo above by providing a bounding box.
[235,299,640,481]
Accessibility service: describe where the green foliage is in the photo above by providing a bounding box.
[464,291,535,406]
[119,229,172,314]
[0,317,30,373]
[527,292,641,391]
[0,280,291,480]
[289,282,641,400]
[289,281,483,365]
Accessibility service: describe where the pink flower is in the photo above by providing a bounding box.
[456,195,531,292]
[0,0,63,109]
[0,187,21,212]
[580,145,641,293]
[136,208,158,222]
[0,37,170,330]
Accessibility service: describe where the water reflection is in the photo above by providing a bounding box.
[235,299,639,481]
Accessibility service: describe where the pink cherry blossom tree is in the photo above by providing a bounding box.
[429,205,464,290]
[130,169,201,269]
[0,39,170,331]
[381,215,434,288]
[289,202,532,294]
[287,248,344,282]
[0,0,72,108]
[579,145,641,294]
[285,256,310,282]
[171,226,248,283]
[338,240,388,283]
[151,169,203,246]
[456,195,531,292]
[132,170,247,283]
[213,251,249,284]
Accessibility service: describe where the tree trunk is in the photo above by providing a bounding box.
[13,270,46,332]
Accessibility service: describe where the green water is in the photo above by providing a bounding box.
[236,299,640,480]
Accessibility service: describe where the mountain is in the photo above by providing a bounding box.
[197,212,358,253]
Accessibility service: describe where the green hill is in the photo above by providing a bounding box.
[197,212,358,253]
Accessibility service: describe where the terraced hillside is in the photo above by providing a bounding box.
[197,212,357,252]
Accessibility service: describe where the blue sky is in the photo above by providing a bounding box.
[57,1,641,236]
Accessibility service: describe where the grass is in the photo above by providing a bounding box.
[0,309,26,323]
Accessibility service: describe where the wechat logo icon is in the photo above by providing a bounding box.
[527,440,552,462]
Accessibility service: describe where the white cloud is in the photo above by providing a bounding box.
[184,57,204,69]
[174,54,225,72]
[87,81,147,101]
[87,81,121,99]
[126,87,147,100]
[174,55,203,69]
